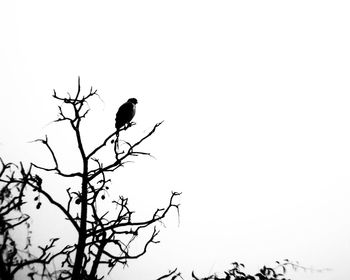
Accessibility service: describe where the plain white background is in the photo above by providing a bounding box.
[1,1,350,279]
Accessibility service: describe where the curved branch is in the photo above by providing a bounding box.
[31,136,82,178]
[88,121,163,181]
[26,180,79,232]
[87,191,180,237]
[156,268,181,280]
[87,132,116,159]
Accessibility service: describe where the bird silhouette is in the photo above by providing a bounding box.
[115,98,138,148]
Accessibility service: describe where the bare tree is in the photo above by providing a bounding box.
[1,78,330,280]
[1,78,180,280]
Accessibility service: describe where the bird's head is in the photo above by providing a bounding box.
[127,98,138,104]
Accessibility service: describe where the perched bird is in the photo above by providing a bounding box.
[115,98,138,147]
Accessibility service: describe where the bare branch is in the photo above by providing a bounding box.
[31,136,82,178]
[87,131,116,159]
[88,121,163,181]
[25,178,80,232]
[156,268,183,280]
[87,192,180,237]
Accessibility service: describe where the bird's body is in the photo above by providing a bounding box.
[115,99,137,130]
[115,98,138,148]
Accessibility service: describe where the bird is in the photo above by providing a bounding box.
[114,98,138,148]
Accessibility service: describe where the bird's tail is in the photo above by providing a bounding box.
[114,128,120,152]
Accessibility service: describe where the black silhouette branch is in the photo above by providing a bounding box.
[156,268,182,280]
[88,121,163,182]
[25,175,80,232]
[9,238,71,279]
[31,136,82,178]
[273,259,332,275]
[88,132,117,159]
[0,159,71,280]
[87,191,181,237]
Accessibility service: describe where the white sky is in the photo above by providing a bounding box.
[1,1,350,280]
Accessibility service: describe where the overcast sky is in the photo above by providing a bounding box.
[1,1,350,280]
